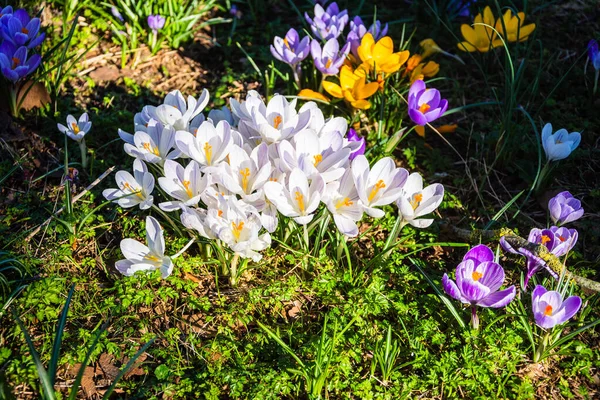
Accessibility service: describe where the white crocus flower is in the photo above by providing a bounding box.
[57,113,92,142]
[352,155,408,218]
[150,89,209,131]
[260,169,286,233]
[175,120,233,169]
[264,168,325,225]
[293,129,349,182]
[252,95,311,144]
[541,123,581,162]
[324,169,363,237]
[396,173,444,228]
[116,216,173,278]
[102,159,154,210]
[210,196,271,262]
[158,160,209,211]
[124,122,181,164]
[179,205,216,239]
[210,143,272,206]
[208,106,235,126]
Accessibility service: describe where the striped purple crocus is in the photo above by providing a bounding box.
[442,244,516,329]
[531,285,581,329]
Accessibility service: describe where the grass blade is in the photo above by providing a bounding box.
[48,284,75,386]
[13,310,55,400]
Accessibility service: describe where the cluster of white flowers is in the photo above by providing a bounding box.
[104,89,445,277]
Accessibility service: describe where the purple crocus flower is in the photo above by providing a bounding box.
[347,128,365,160]
[0,41,41,82]
[1,9,45,49]
[111,6,125,22]
[588,40,600,70]
[147,15,166,32]
[270,28,310,67]
[407,80,449,126]
[531,285,581,329]
[310,38,349,75]
[0,6,13,25]
[548,191,584,226]
[346,16,389,59]
[500,226,578,289]
[442,244,516,329]
[305,2,348,41]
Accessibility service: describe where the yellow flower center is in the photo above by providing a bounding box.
[335,197,353,209]
[203,142,213,165]
[418,103,431,113]
[541,235,551,245]
[472,271,483,281]
[558,235,566,242]
[142,142,160,156]
[367,180,386,203]
[544,305,553,316]
[295,191,305,213]
[218,209,223,217]
[11,57,20,69]
[325,59,333,69]
[144,254,160,262]
[273,115,283,129]
[240,168,251,193]
[410,193,423,210]
[231,221,244,240]
[283,37,290,49]
[182,180,193,197]
[22,27,29,34]
[313,154,323,167]
[71,122,80,134]
[122,182,143,198]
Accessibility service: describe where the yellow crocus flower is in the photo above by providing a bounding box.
[410,61,440,83]
[297,89,330,103]
[495,9,536,43]
[419,38,443,59]
[323,65,379,110]
[357,33,410,74]
[458,6,502,52]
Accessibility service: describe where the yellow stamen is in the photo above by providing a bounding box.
[558,235,566,242]
[269,177,278,182]
[142,142,160,156]
[144,254,160,262]
[122,182,143,198]
[71,122,80,134]
[295,191,305,213]
[325,59,332,69]
[11,57,20,69]
[182,180,193,197]
[418,103,431,113]
[21,27,29,34]
[541,235,551,245]
[273,115,283,129]
[240,168,251,193]
[203,142,213,165]
[313,154,323,167]
[367,180,386,203]
[472,271,483,281]
[335,197,353,209]
[231,221,244,240]
[410,193,423,210]
[218,210,223,217]
[544,305,553,316]
[283,37,290,49]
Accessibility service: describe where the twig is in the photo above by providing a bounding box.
[440,222,600,292]
[25,166,116,241]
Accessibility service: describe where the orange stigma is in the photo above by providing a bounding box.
[367,180,386,203]
[540,235,551,245]
[544,305,553,316]
[472,271,483,281]
[410,193,423,210]
[273,115,283,129]
[418,103,431,114]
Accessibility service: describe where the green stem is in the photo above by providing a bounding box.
[471,306,479,330]
[64,135,73,218]
[79,139,88,169]
[533,331,551,363]
[9,85,18,118]
[381,218,408,260]
[151,205,184,237]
